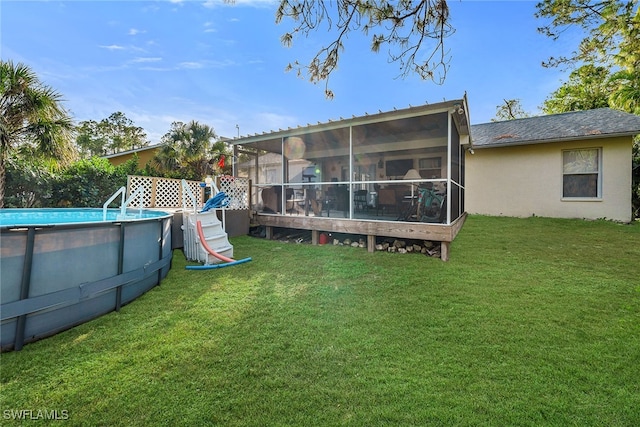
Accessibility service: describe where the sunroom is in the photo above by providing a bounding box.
[231,97,471,260]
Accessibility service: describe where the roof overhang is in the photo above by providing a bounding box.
[229,97,471,151]
[472,131,639,149]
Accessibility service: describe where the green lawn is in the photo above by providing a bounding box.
[1,216,639,426]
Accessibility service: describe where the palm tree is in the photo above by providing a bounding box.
[0,60,76,207]
[154,121,228,180]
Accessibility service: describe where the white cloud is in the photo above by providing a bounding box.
[136,66,173,72]
[178,62,204,69]
[99,44,126,51]
[202,0,275,9]
[212,59,238,68]
[131,57,162,63]
[202,0,221,8]
[99,44,147,54]
[204,21,217,33]
[175,59,236,70]
[254,111,297,134]
[129,28,146,36]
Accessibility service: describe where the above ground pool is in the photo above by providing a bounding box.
[0,207,170,227]
[0,208,173,351]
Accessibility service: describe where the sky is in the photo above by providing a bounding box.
[1,0,580,145]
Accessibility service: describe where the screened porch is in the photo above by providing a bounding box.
[232,98,471,260]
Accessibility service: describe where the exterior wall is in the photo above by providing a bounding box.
[466,137,632,222]
[106,147,160,167]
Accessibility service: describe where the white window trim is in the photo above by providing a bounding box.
[561,147,602,201]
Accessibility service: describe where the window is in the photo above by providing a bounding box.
[563,148,601,198]
[419,157,441,179]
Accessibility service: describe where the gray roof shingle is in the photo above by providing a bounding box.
[470,108,640,148]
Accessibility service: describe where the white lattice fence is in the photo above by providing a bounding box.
[126,176,154,207]
[127,176,204,209]
[154,178,180,208]
[218,176,249,210]
[125,175,247,210]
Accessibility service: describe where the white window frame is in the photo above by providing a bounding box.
[561,147,602,200]
[418,157,442,179]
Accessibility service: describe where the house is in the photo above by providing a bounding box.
[103,102,640,259]
[467,109,640,223]
[231,97,472,260]
[104,144,162,167]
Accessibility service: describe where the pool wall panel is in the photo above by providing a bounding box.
[1,212,172,351]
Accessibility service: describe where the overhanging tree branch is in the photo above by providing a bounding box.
[277,0,454,98]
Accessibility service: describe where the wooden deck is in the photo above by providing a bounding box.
[252,212,467,261]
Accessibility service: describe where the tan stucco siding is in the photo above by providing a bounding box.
[106,147,160,167]
[466,137,632,222]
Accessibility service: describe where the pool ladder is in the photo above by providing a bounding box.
[102,186,144,221]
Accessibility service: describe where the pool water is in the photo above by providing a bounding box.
[0,208,169,227]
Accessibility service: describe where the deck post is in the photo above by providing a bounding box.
[440,241,450,262]
[265,226,273,240]
[311,230,319,245]
[367,235,376,253]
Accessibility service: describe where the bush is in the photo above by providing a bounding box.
[4,156,55,208]
[4,156,146,208]
[51,157,129,207]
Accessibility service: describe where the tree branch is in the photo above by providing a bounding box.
[277,0,454,97]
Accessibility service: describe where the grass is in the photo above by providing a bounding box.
[1,215,639,426]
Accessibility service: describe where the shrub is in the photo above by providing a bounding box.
[4,156,55,208]
[51,157,129,207]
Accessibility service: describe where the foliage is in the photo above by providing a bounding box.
[0,59,76,208]
[117,153,145,177]
[3,155,55,208]
[276,0,454,98]
[536,0,639,113]
[535,0,637,68]
[139,160,165,179]
[542,65,614,113]
[153,120,231,180]
[3,153,145,208]
[76,112,149,157]
[1,216,638,425]
[74,120,108,157]
[51,157,131,207]
[609,68,640,115]
[607,2,640,114]
[492,99,531,121]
